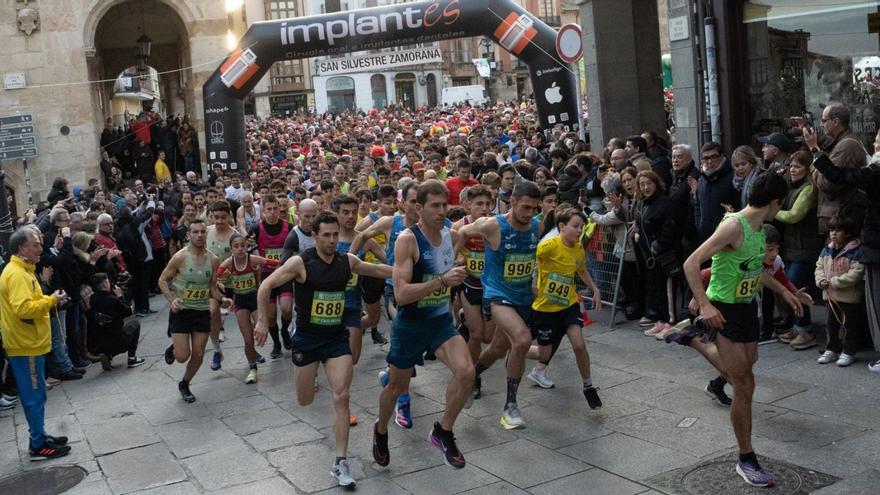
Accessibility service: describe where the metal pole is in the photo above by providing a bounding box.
[22,158,33,209]
[704,15,721,144]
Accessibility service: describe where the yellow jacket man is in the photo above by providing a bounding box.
[155,151,172,183]
[0,226,72,460]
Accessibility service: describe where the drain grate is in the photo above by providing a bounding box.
[647,452,839,495]
[0,466,88,495]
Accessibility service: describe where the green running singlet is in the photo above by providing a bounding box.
[705,212,765,305]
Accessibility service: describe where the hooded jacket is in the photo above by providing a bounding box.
[815,239,864,304]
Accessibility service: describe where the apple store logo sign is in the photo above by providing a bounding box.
[544,82,563,104]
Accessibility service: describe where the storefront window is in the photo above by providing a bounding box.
[371,74,387,109]
[744,1,880,150]
[327,76,355,113]
[395,73,416,111]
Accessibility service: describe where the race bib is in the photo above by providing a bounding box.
[183,285,209,302]
[231,273,256,294]
[418,274,450,308]
[736,275,761,300]
[503,253,534,283]
[466,251,485,277]
[264,248,282,262]
[310,291,344,326]
[544,272,574,306]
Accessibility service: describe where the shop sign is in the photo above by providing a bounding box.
[316,47,443,76]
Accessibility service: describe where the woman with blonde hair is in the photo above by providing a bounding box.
[731,145,763,208]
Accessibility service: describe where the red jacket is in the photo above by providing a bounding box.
[95,233,127,271]
[445,176,479,206]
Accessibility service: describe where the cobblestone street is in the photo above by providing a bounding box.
[1,297,878,494]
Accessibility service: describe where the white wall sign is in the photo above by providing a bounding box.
[669,16,689,42]
[3,73,26,90]
[316,47,443,76]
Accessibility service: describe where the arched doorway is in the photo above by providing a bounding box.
[86,0,195,173]
[426,73,438,107]
[395,73,416,111]
[327,76,356,112]
[371,74,387,109]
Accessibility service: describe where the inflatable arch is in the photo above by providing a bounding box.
[203,0,581,170]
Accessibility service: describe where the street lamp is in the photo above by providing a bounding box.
[136,33,152,60]
[479,37,493,101]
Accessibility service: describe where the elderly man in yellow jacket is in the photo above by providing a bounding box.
[0,226,72,460]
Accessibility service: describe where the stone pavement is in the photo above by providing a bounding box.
[1,296,879,494]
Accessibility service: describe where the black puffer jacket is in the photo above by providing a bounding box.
[668,162,700,252]
[635,193,676,260]
[694,160,740,244]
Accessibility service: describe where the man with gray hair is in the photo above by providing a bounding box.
[0,227,72,460]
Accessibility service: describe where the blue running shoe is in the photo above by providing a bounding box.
[255,352,266,364]
[736,461,774,488]
[210,351,223,371]
[395,394,413,429]
[378,368,389,388]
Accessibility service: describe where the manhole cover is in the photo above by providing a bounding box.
[0,466,88,495]
[647,452,839,495]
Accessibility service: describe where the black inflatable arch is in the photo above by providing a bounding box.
[203,0,580,170]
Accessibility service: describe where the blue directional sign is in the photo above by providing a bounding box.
[0,114,33,126]
[0,136,35,149]
[0,114,37,159]
[0,148,37,160]
[0,125,34,138]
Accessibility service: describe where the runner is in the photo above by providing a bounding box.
[372,180,472,469]
[528,207,603,408]
[205,201,235,370]
[679,172,801,488]
[248,194,293,358]
[282,198,318,262]
[352,181,420,429]
[215,233,279,384]
[354,185,397,346]
[450,185,496,400]
[455,181,543,430]
[334,195,385,365]
[255,211,392,488]
[159,219,231,403]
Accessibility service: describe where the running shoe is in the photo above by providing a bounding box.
[500,404,526,430]
[736,460,775,488]
[29,443,71,461]
[638,316,655,328]
[270,343,282,359]
[45,435,68,446]
[704,380,732,406]
[127,357,145,368]
[428,422,466,468]
[583,387,602,409]
[664,327,698,347]
[836,353,855,367]
[255,352,266,364]
[331,458,356,487]
[349,413,358,426]
[210,351,223,371]
[527,367,555,389]
[817,350,838,364]
[218,330,226,343]
[371,327,388,345]
[372,422,390,466]
[869,360,880,373]
[246,368,258,384]
[164,344,175,365]
[0,395,16,410]
[179,380,196,403]
[395,394,413,429]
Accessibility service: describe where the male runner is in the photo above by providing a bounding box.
[354,185,398,346]
[352,181,420,428]
[205,201,235,370]
[334,195,385,365]
[455,181,543,430]
[372,180,473,469]
[450,185,495,400]
[680,172,801,488]
[249,194,293,358]
[255,212,392,488]
[282,198,318,262]
[160,219,231,402]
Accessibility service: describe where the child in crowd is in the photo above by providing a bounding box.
[815,215,866,367]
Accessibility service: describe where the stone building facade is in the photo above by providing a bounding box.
[0,0,229,212]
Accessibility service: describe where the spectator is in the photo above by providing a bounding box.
[609,148,629,172]
[731,145,763,208]
[445,160,480,208]
[154,150,171,183]
[758,132,791,173]
[86,273,145,371]
[669,144,700,252]
[178,120,199,174]
[0,227,73,460]
[625,135,652,172]
[46,178,71,205]
[557,155,591,205]
[694,142,739,245]
[133,139,154,182]
[642,130,672,187]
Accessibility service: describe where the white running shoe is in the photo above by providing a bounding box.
[331,458,355,487]
[836,353,855,367]
[527,367,555,389]
[868,361,880,373]
[817,350,838,364]
[500,404,526,430]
